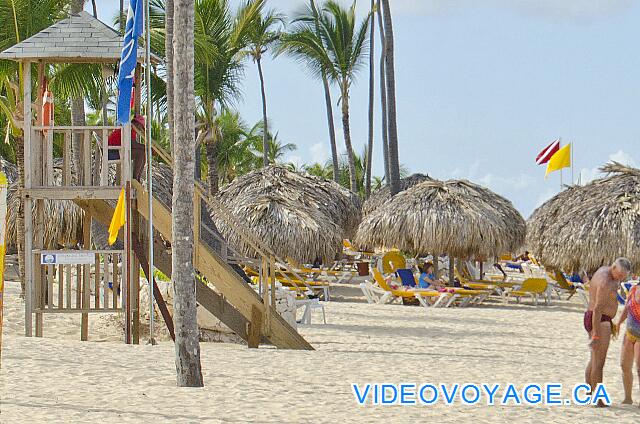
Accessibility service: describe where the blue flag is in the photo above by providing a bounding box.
[116,0,144,124]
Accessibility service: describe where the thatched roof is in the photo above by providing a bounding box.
[7,182,83,249]
[362,173,432,216]
[355,178,526,258]
[1,159,17,184]
[527,162,640,272]
[212,165,361,263]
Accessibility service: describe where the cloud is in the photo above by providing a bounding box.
[310,142,330,164]
[579,149,636,184]
[284,154,303,168]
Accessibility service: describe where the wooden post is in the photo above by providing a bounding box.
[124,181,132,344]
[123,123,132,344]
[131,203,141,345]
[134,65,142,118]
[23,61,33,336]
[247,305,262,349]
[81,213,91,341]
[63,132,71,186]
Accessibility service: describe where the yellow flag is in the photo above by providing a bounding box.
[545,143,571,177]
[108,187,126,245]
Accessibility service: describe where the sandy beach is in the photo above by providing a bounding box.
[1,279,639,423]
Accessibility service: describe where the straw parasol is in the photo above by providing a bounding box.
[7,182,83,250]
[362,173,432,216]
[1,159,17,184]
[527,162,640,272]
[355,178,526,259]
[213,165,361,263]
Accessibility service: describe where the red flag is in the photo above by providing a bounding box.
[536,139,560,165]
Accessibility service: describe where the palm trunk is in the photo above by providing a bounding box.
[256,57,269,167]
[340,83,357,192]
[70,100,85,183]
[364,0,375,199]
[165,0,175,150]
[380,0,400,195]
[206,136,219,194]
[172,0,204,388]
[119,0,125,31]
[311,0,339,182]
[71,0,86,183]
[377,2,390,185]
[322,74,339,182]
[15,136,25,296]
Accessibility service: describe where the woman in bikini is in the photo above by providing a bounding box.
[616,283,640,406]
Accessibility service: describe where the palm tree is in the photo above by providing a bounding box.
[246,8,283,167]
[149,0,263,193]
[171,0,204,387]
[379,0,400,194]
[364,0,375,199]
[204,109,256,186]
[194,0,262,194]
[278,0,340,183]
[0,0,68,295]
[303,162,332,179]
[280,1,369,192]
[69,0,87,181]
[375,0,390,184]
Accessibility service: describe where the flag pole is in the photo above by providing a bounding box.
[144,0,156,345]
[571,140,574,185]
[559,137,563,190]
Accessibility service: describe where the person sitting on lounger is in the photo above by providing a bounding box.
[505,251,532,273]
[418,262,445,289]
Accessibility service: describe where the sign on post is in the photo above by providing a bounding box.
[40,252,95,265]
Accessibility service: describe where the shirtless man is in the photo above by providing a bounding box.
[585,257,632,406]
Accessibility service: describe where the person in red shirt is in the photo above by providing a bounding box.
[107,115,146,180]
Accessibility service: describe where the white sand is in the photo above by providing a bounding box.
[1,280,639,423]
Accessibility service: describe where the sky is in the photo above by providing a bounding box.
[94,0,640,217]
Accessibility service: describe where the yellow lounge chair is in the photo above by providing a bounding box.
[503,278,548,306]
[361,268,451,307]
[549,271,588,306]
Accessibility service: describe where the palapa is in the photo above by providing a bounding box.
[213,165,361,263]
[527,162,640,272]
[355,178,526,258]
[362,173,432,216]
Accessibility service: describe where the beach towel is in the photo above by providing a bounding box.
[396,269,416,287]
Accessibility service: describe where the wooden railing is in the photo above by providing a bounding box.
[31,124,130,188]
[32,250,125,314]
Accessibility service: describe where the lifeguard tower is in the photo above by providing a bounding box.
[1,12,312,349]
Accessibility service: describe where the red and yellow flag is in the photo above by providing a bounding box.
[545,143,571,177]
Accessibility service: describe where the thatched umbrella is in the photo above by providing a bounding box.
[1,158,17,183]
[527,162,640,272]
[362,173,432,216]
[6,164,83,250]
[213,165,361,263]
[355,178,526,259]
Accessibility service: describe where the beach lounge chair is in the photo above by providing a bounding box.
[503,278,549,306]
[549,271,588,306]
[284,258,357,285]
[360,268,451,307]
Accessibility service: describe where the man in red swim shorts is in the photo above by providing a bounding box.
[584,258,632,406]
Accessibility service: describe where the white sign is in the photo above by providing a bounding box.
[41,252,94,265]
